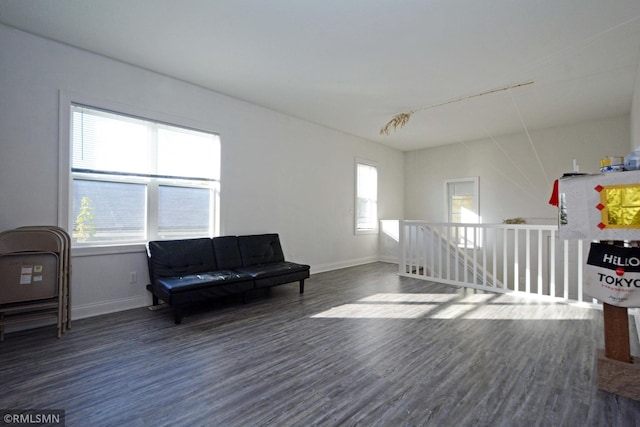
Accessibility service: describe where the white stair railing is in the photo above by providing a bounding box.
[398,220,596,307]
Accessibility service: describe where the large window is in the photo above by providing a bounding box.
[355,160,378,234]
[69,104,220,246]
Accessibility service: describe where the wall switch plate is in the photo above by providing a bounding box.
[129,271,137,284]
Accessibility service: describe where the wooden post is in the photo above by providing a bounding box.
[597,302,640,400]
[602,302,631,363]
[602,241,632,363]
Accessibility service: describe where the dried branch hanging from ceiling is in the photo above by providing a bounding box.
[379,81,534,136]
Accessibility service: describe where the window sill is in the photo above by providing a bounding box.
[71,243,147,257]
[355,228,379,236]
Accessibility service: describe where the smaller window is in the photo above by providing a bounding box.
[355,160,378,234]
[444,177,480,248]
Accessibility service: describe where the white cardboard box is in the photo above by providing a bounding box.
[559,170,640,241]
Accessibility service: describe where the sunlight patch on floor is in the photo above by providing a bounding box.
[310,303,436,319]
[359,293,459,303]
[457,294,496,303]
[430,304,479,319]
[311,292,593,320]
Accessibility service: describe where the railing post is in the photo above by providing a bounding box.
[577,240,583,302]
[525,228,531,293]
[537,229,543,295]
[503,228,508,290]
[428,225,435,278]
[492,228,497,288]
[564,240,569,301]
[514,228,519,292]
[398,220,405,275]
[549,228,556,298]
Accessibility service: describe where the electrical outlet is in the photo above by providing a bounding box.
[129,271,137,284]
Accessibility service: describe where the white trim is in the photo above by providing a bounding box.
[443,176,480,223]
[58,89,221,251]
[58,90,72,230]
[311,255,380,274]
[59,90,220,137]
[377,254,399,264]
[71,295,151,320]
[354,158,379,235]
[71,244,147,258]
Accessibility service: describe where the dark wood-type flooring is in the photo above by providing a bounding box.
[2,262,640,426]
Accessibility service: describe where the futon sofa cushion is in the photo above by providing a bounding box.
[236,234,310,289]
[236,261,309,279]
[148,238,216,280]
[156,271,253,294]
[212,236,244,270]
[155,273,254,306]
[238,234,285,266]
[236,262,310,289]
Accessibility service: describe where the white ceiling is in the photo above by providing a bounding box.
[1,0,640,151]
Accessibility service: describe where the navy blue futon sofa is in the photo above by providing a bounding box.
[146,234,310,324]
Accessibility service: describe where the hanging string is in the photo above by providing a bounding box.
[379,81,534,135]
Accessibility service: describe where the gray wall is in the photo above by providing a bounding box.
[404,115,630,225]
[0,25,405,318]
[632,53,640,150]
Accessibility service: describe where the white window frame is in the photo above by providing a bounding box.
[443,177,480,248]
[58,90,221,255]
[355,159,378,235]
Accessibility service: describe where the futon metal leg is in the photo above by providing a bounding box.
[152,294,159,306]
[299,279,305,294]
[174,307,183,325]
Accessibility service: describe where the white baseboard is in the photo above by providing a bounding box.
[377,255,399,264]
[72,295,150,320]
[310,256,393,274]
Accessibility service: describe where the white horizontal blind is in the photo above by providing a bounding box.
[72,106,151,176]
[70,104,221,245]
[71,105,220,181]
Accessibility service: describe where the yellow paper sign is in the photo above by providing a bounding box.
[600,184,640,228]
